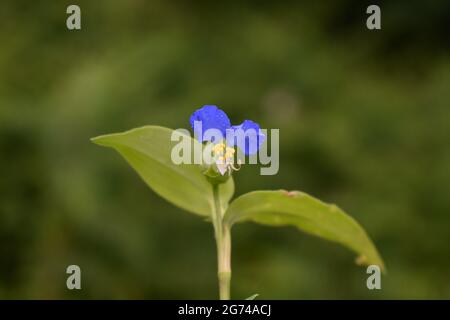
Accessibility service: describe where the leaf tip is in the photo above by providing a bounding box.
[355,255,386,274]
[355,254,368,266]
[90,135,112,147]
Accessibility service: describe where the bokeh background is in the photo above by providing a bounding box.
[1,0,449,299]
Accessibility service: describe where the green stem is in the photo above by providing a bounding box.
[212,184,231,300]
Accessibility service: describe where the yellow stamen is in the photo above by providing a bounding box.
[226,147,235,154]
[213,143,226,154]
[225,150,234,158]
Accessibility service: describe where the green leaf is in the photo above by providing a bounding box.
[91,126,234,217]
[245,293,259,300]
[224,190,385,271]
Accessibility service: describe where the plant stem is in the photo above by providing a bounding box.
[212,184,231,300]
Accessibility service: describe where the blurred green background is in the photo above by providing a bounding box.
[1,0,449,299]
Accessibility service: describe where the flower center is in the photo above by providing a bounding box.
[213,143,235,163]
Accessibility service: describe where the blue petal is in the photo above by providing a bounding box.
[230,120,265,155]
[190,105,231,142]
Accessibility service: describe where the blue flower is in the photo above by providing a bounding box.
[190,105,231,143]
[231,120,265,156]
[190,105,265,156]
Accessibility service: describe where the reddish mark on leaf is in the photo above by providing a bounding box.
[281,190,299,197]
